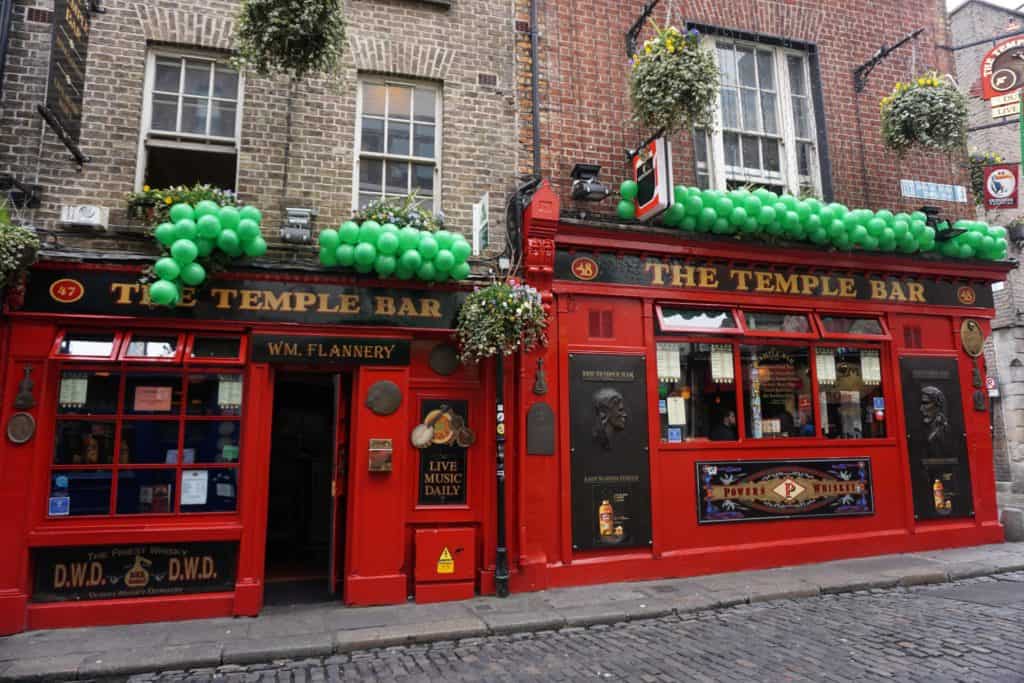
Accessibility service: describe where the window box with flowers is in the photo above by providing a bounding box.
[126,184,239,227]
[880,72,967,154]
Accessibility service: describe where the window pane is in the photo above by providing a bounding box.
[821,316,884,336]
[763,139,781,173]
[117,469,176,514]
[50,471,111,516]
[658,343,737,442]
[414,88,436,122]
[359,193,377,209]
[125,374,181,415]
[54,421,116,465]
[386,161,409,195]
[819,348,886,439]
[363,84,386,115]
[723,132,740,167]
[717,45,737,85]
[181,468,238,513]
[184,61,210,96]
[793,97,811,139]
[58,371,120,415]
[737,47,756,87]
[359,158,383,193]
[187,373,243,416]
[745,311,811,333]
[121,420,180,464]
[798,141,815,178]
[742,345,815,438]
[787,55,807,95]
[59,332,115,357]
[660,307,737,331]
[151,94,179,132]
[761,92,778,134]
[213,66,238,99]
[360,117,384,153]
[144,146,237,192]
[721,88,740,129]
[181,97,208,134]
[210,101,236,138]
[412,163,434,194]
[693,130,709,166]
[184,420,241,463]
[154,59,181,92]
[387,122,410,155]
[413,124,435,158]
[740,89,760,131]
[756,50,775,90]
[389,86,412,119]
[191,337,241,359]
[126,336,178,359]
[741,135,760,170]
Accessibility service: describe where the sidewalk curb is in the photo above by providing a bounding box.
[3,558,1023,681]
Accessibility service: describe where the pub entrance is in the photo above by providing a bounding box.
[265,372,349,604]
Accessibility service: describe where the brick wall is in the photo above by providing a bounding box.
[0,0,517,263]
[517,0,970,218]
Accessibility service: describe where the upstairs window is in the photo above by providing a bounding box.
[136,53,242,191]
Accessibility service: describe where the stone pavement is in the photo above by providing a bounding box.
[2,542,1023,681]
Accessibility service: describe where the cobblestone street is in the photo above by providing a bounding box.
[132,572,1024,683]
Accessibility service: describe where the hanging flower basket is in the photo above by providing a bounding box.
[880,72,967,154]
[629,22,719,133]
[455,280,548,364]
[0,219,40,290]
[233,0,347,80]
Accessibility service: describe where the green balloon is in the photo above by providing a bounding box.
[339,221,360,244]
[394,264,415,281]
[765,221,784,236]
[358,220,382,245]
[194,200,220,219]
[779,195,798,211]
[980,235,996,254]
[175,219,198,241]
[617,199,636,220]
[418,234,439,259]
[684,195,704,216]
[810,228,829,245]
[398,227,420,252]
[712,218,732,235]
[336,244,355,267]
[834,233,852,250]
[354,262,374,274]
[377,231,400,256]
[892,220,909,239]
[155,222,177,246]
[218,206,240,232]
[196,238,215,257]
[451,240,471,264]
[681,216,698,232]
[714,197,734,218]
[320,248,339,267]
[171,239,198,264]
[698,207,717,230]
[169,203,194,223]
[374,254,397,277]
[795,203,811,223]
[754,188,777,205]
[663,203,686,227]
[673,185,688,205]
[828,203,849,219]
[450,262,471,280]
[741,217,759,233]
[354,242,377,266]
[757,206,777,225]
[959,244,975,259]
[237,218,260,242]
[417,262,437,281]
[149,279,178,306]
[319,229,340,251]
[842,213,860,231]
[434,230,454,250]
[806,214,822,232]
[818,205,835,224]
[400,249,423,272]
[217,229,240,252]
[180,262,206,286]
[239,205,263,224]
[197,214,222,239]
[852,226,868,243]
[964,231,982,249]
[243,236,267,257]
[729,206,748,226]
[867,218,885,237]
[743,195,763,215]
[620,180,639,200]
[154,257,180,281]
[434,249,455,272]
[782,211,800,230]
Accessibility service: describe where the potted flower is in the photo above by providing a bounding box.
[455,279,548,364]
[880,72,968,154]
[0,207,40,291]
[629,23,719,133]
[126,184,238,226]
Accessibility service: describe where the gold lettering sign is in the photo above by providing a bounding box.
[251,335,411,366]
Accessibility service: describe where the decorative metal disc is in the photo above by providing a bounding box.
[960,319,985,358]
[429,343,460,376]
[365,380,402,416]
[6,412,36,444]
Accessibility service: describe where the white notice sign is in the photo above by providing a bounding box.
[181,470,208,506]
[667,396,687,426]
[59,375,88,407]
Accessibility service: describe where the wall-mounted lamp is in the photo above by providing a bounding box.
[281,207,315,244]
[920,205,966,242]
[570,164,610,202]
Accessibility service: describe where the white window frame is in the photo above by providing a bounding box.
[701,38,821,197]
[134,49,245,191]
[352,76,443,213]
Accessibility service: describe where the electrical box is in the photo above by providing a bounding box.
[414,527,475,603]
[60,205,109,229]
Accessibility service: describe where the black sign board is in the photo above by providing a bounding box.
[39,0,90,162]
[900,357,973,519]
[418,399,468,505]
[252,335,410,365]
[557,249,994,309]
[569,354,651,550]
[696,458,874,523]
[20,268,465,329]
[32,542,237,602]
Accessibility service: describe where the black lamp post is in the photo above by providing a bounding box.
[494,353,510,597]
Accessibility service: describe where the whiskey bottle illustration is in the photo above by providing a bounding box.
[932,479,946,513]
[124,556,152,588]
[599,499,614,536]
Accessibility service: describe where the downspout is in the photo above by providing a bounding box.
[530,0,541,177]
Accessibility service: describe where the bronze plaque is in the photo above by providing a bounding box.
[429,343,461,376]
[526,402,555,455]
[366,380,402,416]
[960,319,984,358]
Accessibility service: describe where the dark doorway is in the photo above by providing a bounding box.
[265,373,339,604]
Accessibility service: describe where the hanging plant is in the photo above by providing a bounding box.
[969,150,1004,205]
[233,0,347,80]
[126,184,238,226]
[628,23,719,133]
[0,208,40,289]
[147,201,268,307]
[354,193,446,233]
[455,279,548,364]
[880,72,967,154]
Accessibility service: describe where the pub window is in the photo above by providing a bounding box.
[656,306,740,333]
[55,332,120,359]
[816,347,885,439]
[189,335,245,362]
[741,344,815,438]
[741,310,814,336]
[817,314,888,339]
[354,78,441,211]
[48,334,243,518]
[135,52,242,191]
[657,342,738,442]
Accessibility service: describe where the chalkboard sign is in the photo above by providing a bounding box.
[417,399,468,505]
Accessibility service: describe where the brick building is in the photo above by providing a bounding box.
[950,0,1024,538]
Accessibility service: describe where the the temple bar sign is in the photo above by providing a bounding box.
[557,250,993,308]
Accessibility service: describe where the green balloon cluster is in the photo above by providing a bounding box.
[317,219,472,282]
[149,202,267,306]
[617,184,1009,261]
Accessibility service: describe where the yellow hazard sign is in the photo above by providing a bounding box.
[437,547,454,574]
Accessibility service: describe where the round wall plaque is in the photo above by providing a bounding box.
[429,343,460,376]
[6,412,36,444]
[365,380,402,416]
[961,319,985,358]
